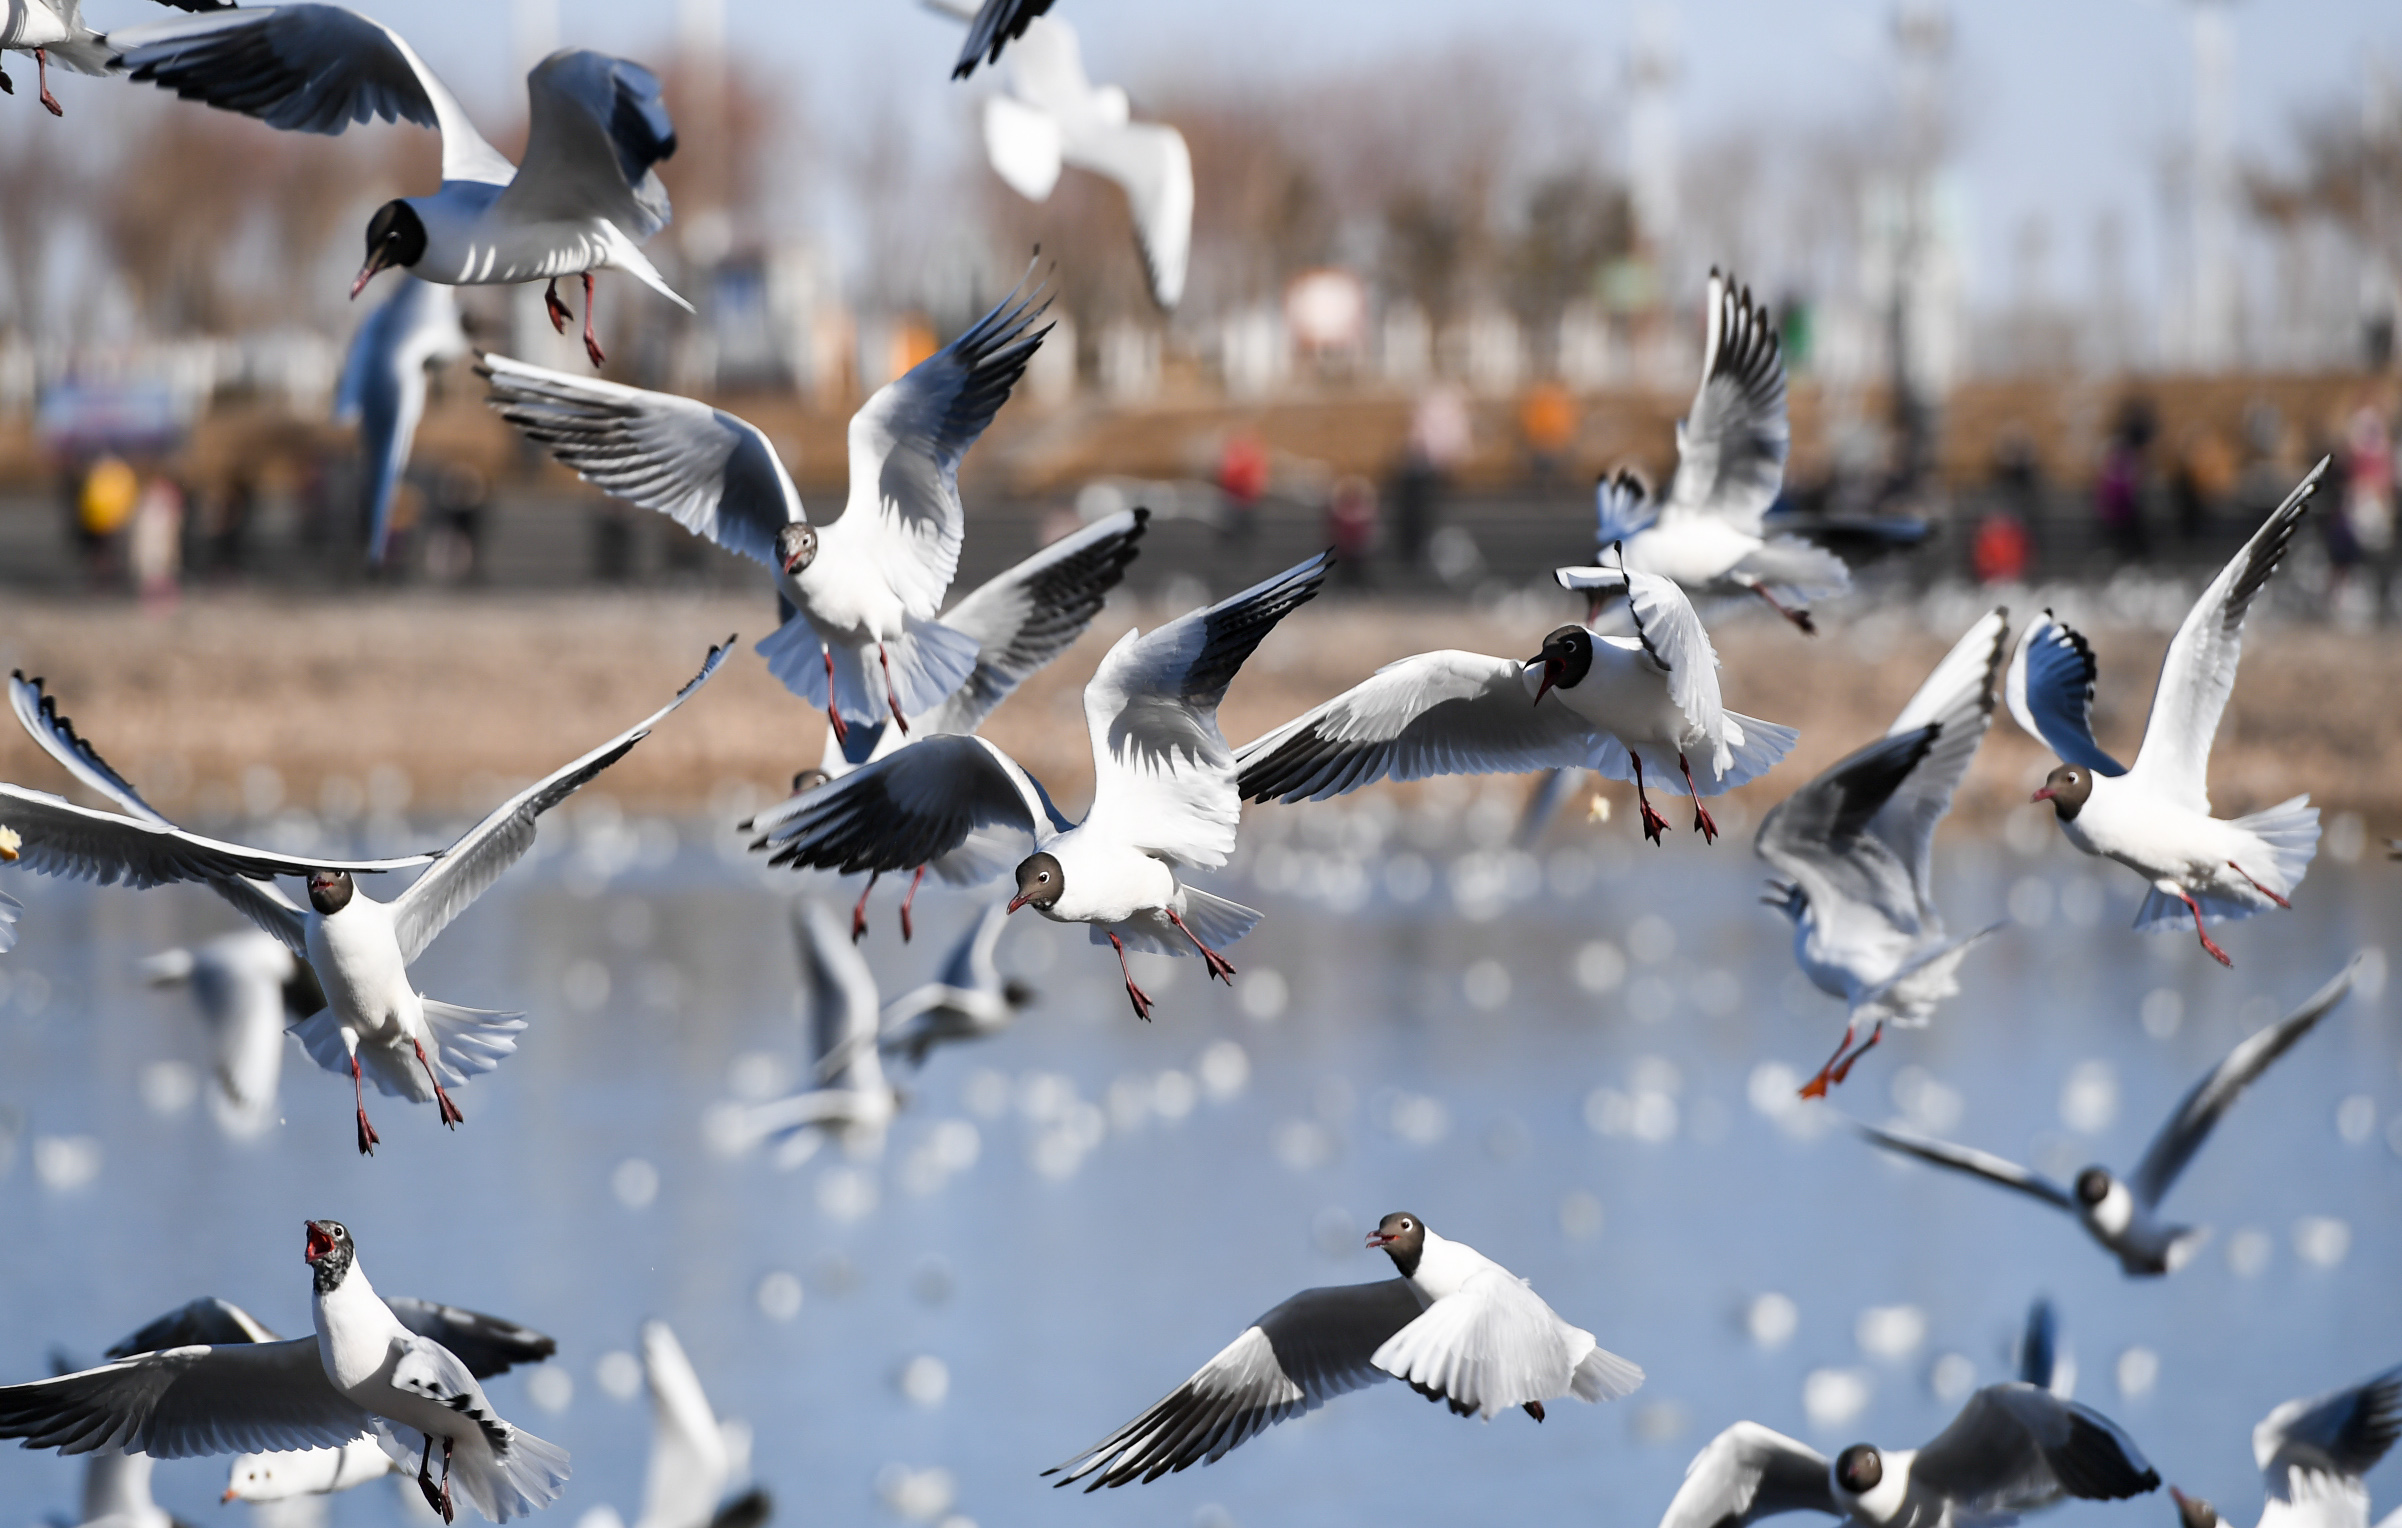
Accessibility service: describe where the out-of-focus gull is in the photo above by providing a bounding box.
[334,275,469,566]
[0,1221,568,1524]
[1657,1382,2158,1528]
[1047,1212,1642,1489]
[1854,956,2361,1276]
[790,506,1148,940]
[2016,1296,2072,1398]
[0,0,153,118]
[225,1437,399,1503]
[481,278,1050,740]
[2010,462,2328,966]
[8,646,728,1154]
[577,1321,770,1528]
[140,929,326,1137]
[732,902,901,1168]
[875,902,1035,1068]
[968,10,1192,308]
[111,5,685,365]
[2171,1361,2402,1528]
[944,0,1053,78]
[1757,609,2009,1096]
[749,553,1330,1021]
[1585,271,1845,633]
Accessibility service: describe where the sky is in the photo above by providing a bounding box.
[83,0,2402,316]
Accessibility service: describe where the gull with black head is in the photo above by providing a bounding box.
[2168,1360,2402,1528]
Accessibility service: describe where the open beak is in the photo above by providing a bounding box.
[348,251,391,300]
[303,1220,334,1263]
[1364,1230,1396,1249]
[1006,891,1031,914]
[1532,657,1561,706]
[2029,787,2054,803]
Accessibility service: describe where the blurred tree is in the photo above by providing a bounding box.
[1508,168,1635,369]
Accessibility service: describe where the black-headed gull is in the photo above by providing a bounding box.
[0,1221,569,1524]
[1658,1382,2158,1528]
[335,275,469,567]
[2170,1361,2402,1528]
[1049,1211,1641,1489]
[577,1321,769,1528]
[2009,462,2328,966]
[734,901,901,1167]
[877,901,1035,1067]
[1588,271,1845,634]
[481,282,1050,740]
[140,929,325,1137]
[949,0,1053,78]
[113,6,686,366]
[749,553,1330,1021]
[1757,610,2010,1096]
[9,645,728,1153]
[969,9,1192,308]
[1856,956,2360,1276]
[1237,566,1795,846]
[793,506,1149,940]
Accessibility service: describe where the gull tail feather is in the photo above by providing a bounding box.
[1686,712,1799,795]
[1855,923,2004,1029]
[420,999,527,1085]
[1734,536,1853,603]
[756,614,830,707]
[1568,1344,1645,1403]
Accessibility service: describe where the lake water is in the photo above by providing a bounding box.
[0,792,2396,1528]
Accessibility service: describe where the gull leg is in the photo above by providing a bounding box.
[0,64,15,96]
[1166,908,1238,984]
[1797,1017,1859,1100]
[35,51,61,117]
[2179,888,2233,966]
[877,644,911,733]
[1629,753,1671,845]
[851,871,880,942]
[414,1436,445,1519]
[351,1055,381,1155]
[1108,933,1154,1021]
[411,1038,465,1128]
[1523,1401,1546,1422]
[543,278,571,334]
[581,271,605,367]
[1828,1020,1886,1085]
[437,1436,455,1524]
[1748,582,1816,635]
[1678,753,1719,844]
[821,647,848,747]
[2229,861,2291,909]
[899,866,927,943]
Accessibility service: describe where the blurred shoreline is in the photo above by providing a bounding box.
[3,589,2394,838]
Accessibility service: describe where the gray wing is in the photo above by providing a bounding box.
[1853,1120,2078,1212]
[2005,614,2128,778]
[2255,1364,2402,1493]
[383,1299,557,1381]
[1237,649,1608,804]
[1045,1279,1421,1490]
[482,355,801,568]
[1912,1383,2159,1515]
[1660,270,1789,535]
[791,900,880,1074]
[1871,609,2008,905]
[0,785,427,892]
[492,50,676,240]
[0,1339,370,1458]
[111,4,515,186]
[389,640,729,964]
[106,1298,282,1358]
[1658,1421,1836,1528]
[1066,118,1194,309]
[2128,957,2359,1208]
[1755,726,1939,934]
[745,734,1054,880]
[953,0,1054,77]
[910,508,1150,737]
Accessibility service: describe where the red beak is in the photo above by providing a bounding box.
[1006,891,1032,914]
[348,253,389,300]
[1533,658,1560,706]
[303,1221,334,1263]
[2030,787,2054,803]
[1364,1231,1395,1249]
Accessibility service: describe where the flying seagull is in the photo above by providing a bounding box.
[335,275,469,566]
[2169,1361,2402,1528]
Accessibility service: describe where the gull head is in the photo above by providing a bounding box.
[1008,852,1063,914]
[305,1219,355,1293]
[2172,1488,2221,1528]
[2031,765,2092,820]
[1835,1444,1884,1496]
[776,522,820,577]
[790,768,833,795]
[1002,978,1038,1010]
[1365,1211,1426,1275]
[1526,625,1595,704]
[2075,1167,2114,1207]
[306,870,354,916]
[351,201,426,299]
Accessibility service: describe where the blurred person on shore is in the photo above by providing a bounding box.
[128,467,184,614]
[2169,424,2235,543]
[1325,473,1379,586]
[1216,431,1269,548]
[2093,395,2154,565]
[74,453,137,588]
[2333,398,2395,618]
[1518,378,1576,485]
[1392,384,1470,575]
[425,461,491,584]
[1979,428,2044,583]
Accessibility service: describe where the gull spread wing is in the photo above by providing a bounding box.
[953,0,1054,78]
[830,282,1052,618]
[1661,271,1789,535]
[482,355,802,568]
[0,1339,370,1457]
[1657,1421,1836,1528]
[1911,1383,2160,1516]
[390,640,730,964]
[494,50,677,241]
[1611,567,1732,768]
[637,1320,732,1528]
[384,1299,556,1381]
[107,1298,282,1358]
[2006,614,2127,777]
[1870,609,2008,906]
[1755,725,1940,935]
[2253,1364,2402,1496]
[746,734,1056,880]
[113,4,515,186]
[1236,650,1608,804]
[1068,118,1194,310]
[2126,460,2327,811]
[2127,956,2357,1208]
[1594,468,1663,548]
[1853,1120,2078,1212]
[911,508,1150,737]
[984,92,1064,200]
[792,900,883,1092]
[0,784,426,892]
[1370,1266,1640,1418]
[1083,552,1331,868]
[1045,1279,1423,1489]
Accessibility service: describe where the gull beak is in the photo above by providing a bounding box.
[222,1488,240,1504]
[1364,1230,1396,1249]
[1006,891,1031,914]
[1532,658,1560,706]
[2029,787,2054,803]
[349,251,391,300]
